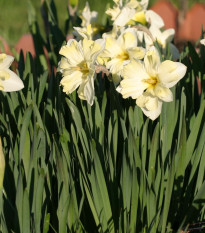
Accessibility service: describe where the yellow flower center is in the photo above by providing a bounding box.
[117,51,129,61]
[144,76,158,88]
[75,61,89,76]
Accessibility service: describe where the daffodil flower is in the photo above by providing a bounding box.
[0,53,24,92]
[99,32,145,83]
[59,38,102,105]
[106,0,148,27]
[81,2,98,27]
[107,0,164,29]
[148,26,179,60]
[117,47,187,120]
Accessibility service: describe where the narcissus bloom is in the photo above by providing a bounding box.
[59,38,102,105]
[99,32,145,83]
[143,26,179,59]
[106,0,146,27]
[0,54,24,92]
[106,0,164,28]
[117,47,187,120]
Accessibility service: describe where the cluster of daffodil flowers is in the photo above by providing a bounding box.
[0,53,24,190]
[58,0,187,120]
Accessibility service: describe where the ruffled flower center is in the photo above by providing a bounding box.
[75,61,89,76]
[144,76,158,88]
[117,51,129,61]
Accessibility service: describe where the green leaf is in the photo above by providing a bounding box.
[22,189,30,233]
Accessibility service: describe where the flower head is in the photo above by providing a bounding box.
[117,47,187,120]
[99,32,145,83]
[59,38,102,105]
[0,53,24,92]
[106,0,164,28]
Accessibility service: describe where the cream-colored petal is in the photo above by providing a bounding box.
[151,27,175,48]
[141,100,162,120]
[149,26,162,41]
[126,0,140,9]
[145,10,164,28]
[59,57,70,70]
[1,69,24,92]
[82,38,102,61]
[128,47,145,60]
[123,59,149,80]
[153,84,173,102]
[136,94,162,120]
[0,70,10,80]
[140,0,149,9]
[158,60,187,88]
[104,37,122,57]
[119,78,148,99]
[144,46,160,77]
[77,81,86,100]
[81,2,98,27]
[78,72,95,105]
[136,93,157,110]
[59,40,84,65]
[120,32,137,50]
[200,39,205,45]
[162,28,175,43]
[114,7,135,27]
[73,25,93,40]
[0,54,14,70]
[106,58,123,75]
[60,71,83,94]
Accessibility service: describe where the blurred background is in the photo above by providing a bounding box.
[0,0,205,54]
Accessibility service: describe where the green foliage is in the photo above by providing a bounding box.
[1,1,205,233]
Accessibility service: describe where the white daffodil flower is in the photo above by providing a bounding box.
[149,26,179,59]
[149,26,175,48]
[59,38,102,105]
[99,32,145,83]
[106,0,148,27]
[135,26,179,60]
[0,54,24,92]
[200,39,205,45]
[107,0,164,28]
[81,2,98,27]
[117,47,187,120]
